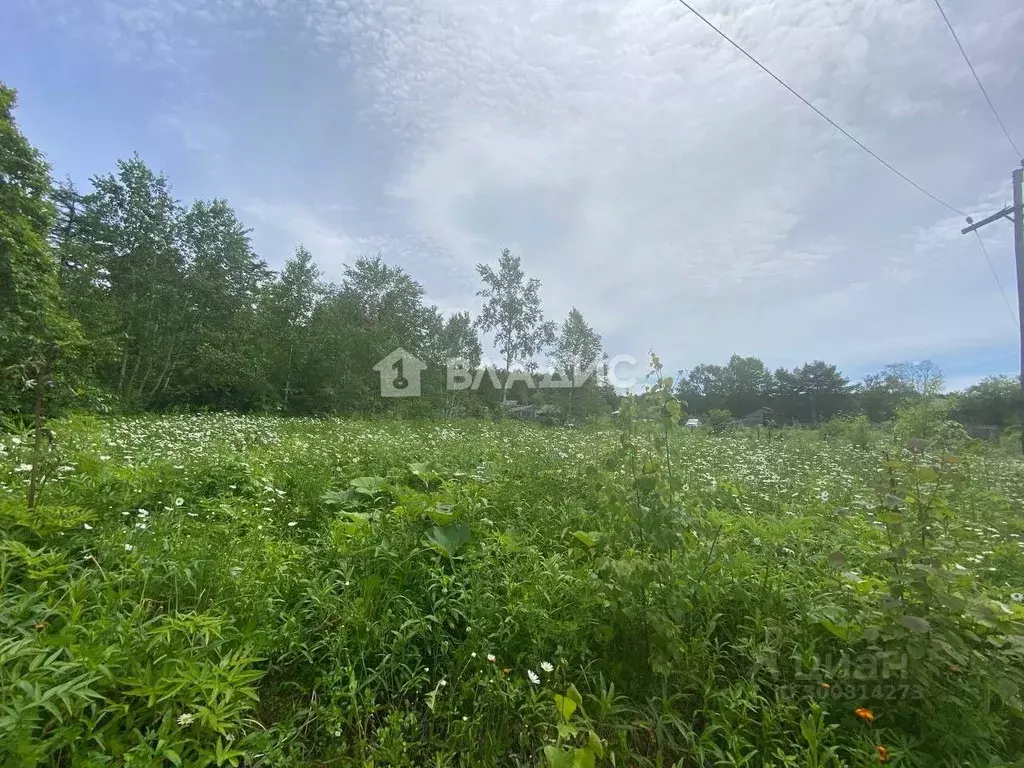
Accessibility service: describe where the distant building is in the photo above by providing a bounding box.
[727,407,775,429]
[964,424,1000,442]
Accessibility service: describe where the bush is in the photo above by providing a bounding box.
[819,414,873,448]
[894,398,968,451]
[705,408,733,433]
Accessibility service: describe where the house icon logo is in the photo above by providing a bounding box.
[373,348,427,397]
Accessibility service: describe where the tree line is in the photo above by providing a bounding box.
[676,355,1020,430]
[1,83,615,420]
[2,81,1018,429]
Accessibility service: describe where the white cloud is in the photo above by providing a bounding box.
[26,0,1024,376]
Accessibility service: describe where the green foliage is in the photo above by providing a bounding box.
[819,414,874,449]
[894,397,968,450]
[953,375,1021,429]
[0,84,81,414]
[1,412,1023,765]
[475,248,557,401]
[553,308,604,421]
[705,408,734,433]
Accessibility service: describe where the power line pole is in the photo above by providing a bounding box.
[962,164,1024,452]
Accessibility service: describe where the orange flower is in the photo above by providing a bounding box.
[854,707,874,723]
[820,682,831,689]
[876,745,889,763]
[502,668,510,677]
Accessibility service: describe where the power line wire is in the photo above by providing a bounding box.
[930,0,1022,160]
[972,230,1018,326]
[673,0,966,217]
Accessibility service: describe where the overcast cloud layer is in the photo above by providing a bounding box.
[7,0,1024,389]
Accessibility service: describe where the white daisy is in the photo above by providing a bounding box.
[527,670,540,685]
[540,661,554,673]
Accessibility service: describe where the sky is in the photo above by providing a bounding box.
[5,0,1023,392]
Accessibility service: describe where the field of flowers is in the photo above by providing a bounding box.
[2,409,1023,767]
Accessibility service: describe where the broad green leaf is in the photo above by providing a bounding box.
[573,747,596,768]
[827,551,846,568]
[587,731,604,759]
[322,489,353,505]
[543,745,575,768]
[423,523,471,555]
[350,476,386,496]
[565,683,584,708]
[427,505,455,524]
[819,618,849,641]
[556,723,580,740]
[554,693,577,722]
[571,531,597,549]
[901,615,932,633]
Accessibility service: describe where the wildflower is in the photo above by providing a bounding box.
[487,654,496,663]
[527,670,540,685]
[439,679,447,687]
[124,543,134,552]
[471,652,477,658]
[174,497,184,506]
[83,523,93,530]
[503,668,511,677]
[14,463,32,473]
[820,682,831,689]
[540,661,554,673]
[99,455,110,461]
[333,730,341,737]
[854,707,874,723]
[177,713,195,726]
[462,715,468,721]
[876,745,889,763]
[288,521,298,527]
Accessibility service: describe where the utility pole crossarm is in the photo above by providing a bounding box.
[961,205,1014,235]
[962,166,1024,453]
